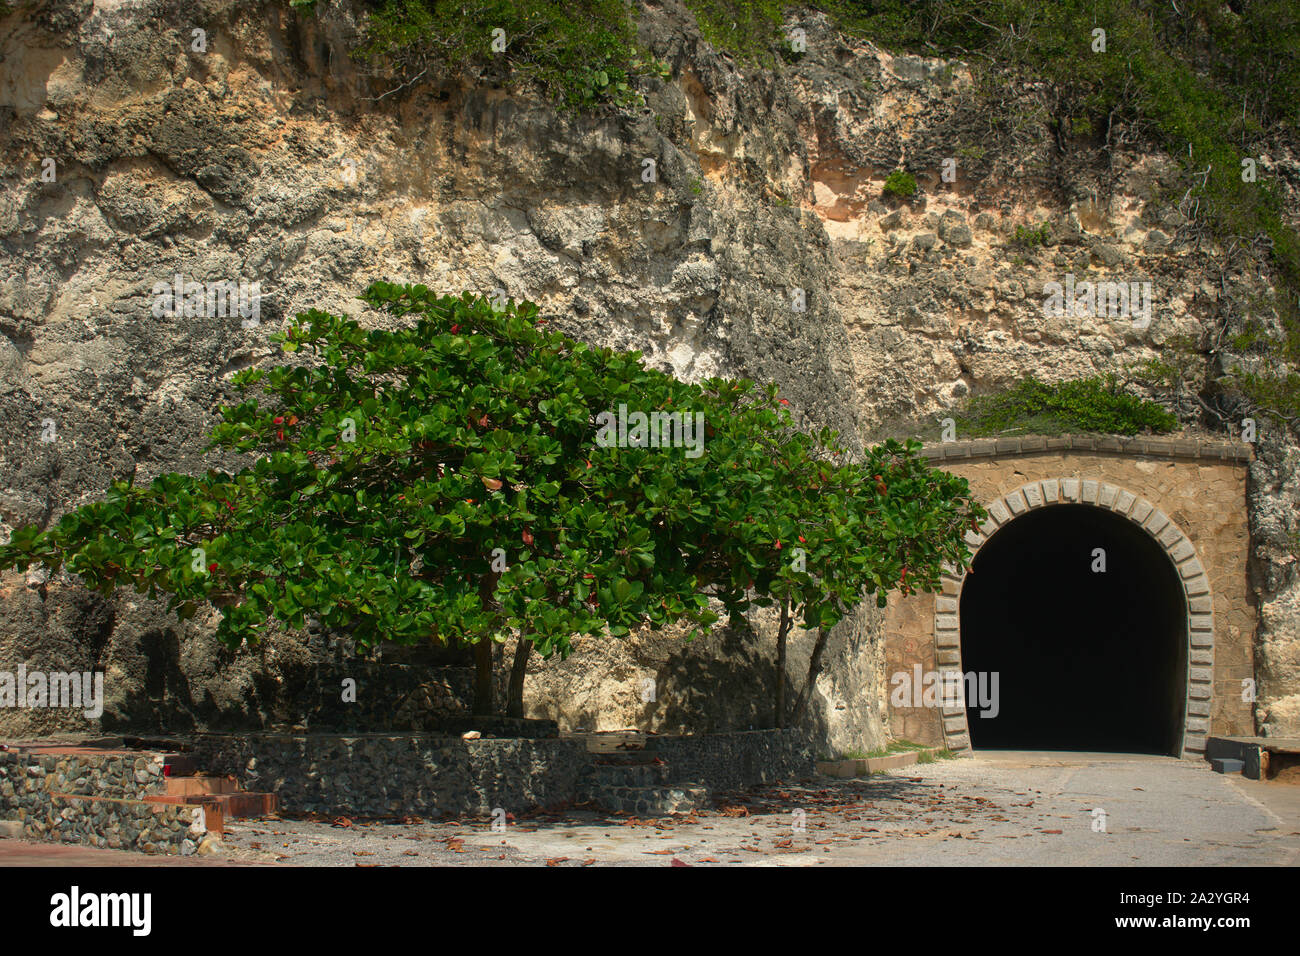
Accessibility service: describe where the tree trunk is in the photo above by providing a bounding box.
[791,625,832,724]
[471,570,502,716]
[775,600,791,729]
[472,638,494,716]
[506,635,533,719]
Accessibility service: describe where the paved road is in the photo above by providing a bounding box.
[4,751,1296,866]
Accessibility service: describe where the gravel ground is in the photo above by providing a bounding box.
[210,751,1300,867]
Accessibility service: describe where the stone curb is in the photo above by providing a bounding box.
[816,748,940,778]
[921,434,1253,463]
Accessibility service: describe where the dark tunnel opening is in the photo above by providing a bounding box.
[959,503,1188,755]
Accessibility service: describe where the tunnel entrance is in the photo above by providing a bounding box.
[959,503,1187,756]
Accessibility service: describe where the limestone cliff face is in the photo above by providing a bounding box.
[0,0,1296,743]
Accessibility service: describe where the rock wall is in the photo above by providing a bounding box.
[192,732,591,816]
[0,746,213,854]
[524,599,889,757]
[190,727,811,816]
[0,0,1295,742]
[0,0,880,747]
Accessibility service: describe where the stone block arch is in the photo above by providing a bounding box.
[933,477,1214,759]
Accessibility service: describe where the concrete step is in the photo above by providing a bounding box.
[817,747,940,778]
[1207,736,1300,782]
[145,791,277,818]
[1210,757,1244,775]
[573,731,647,753]
[165,775,238,797]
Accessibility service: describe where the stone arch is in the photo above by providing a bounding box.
[934,477,1213,759]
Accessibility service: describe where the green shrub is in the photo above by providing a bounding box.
[883,169,917,197]
[684,0,786,63]
[355,0,664,110]
[1012,223,1050,248]
[953,374,1179,437]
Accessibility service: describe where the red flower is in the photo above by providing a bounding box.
[779,399,790,406]
[450,324,460,333]
[207,562,217,573]
[273,416,284,425]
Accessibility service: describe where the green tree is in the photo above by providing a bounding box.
[0,283,984,724]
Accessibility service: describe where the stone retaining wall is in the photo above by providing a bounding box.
[0,748,209,854]
[644,729,816,791]
[0,749,167,799]
[190,733,591,817]
[189,728,813,817]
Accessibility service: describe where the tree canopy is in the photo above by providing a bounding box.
[0,283,984,717]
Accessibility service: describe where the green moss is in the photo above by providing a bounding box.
[916,748,956,764]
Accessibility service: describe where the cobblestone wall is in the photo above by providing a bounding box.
[190,728,815,817]
[0,748,209,854]
[190,733,591,817]
[644,729,816,790]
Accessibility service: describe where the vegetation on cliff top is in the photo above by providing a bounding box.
[354,0,665,109]
[336,0,1300,430]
